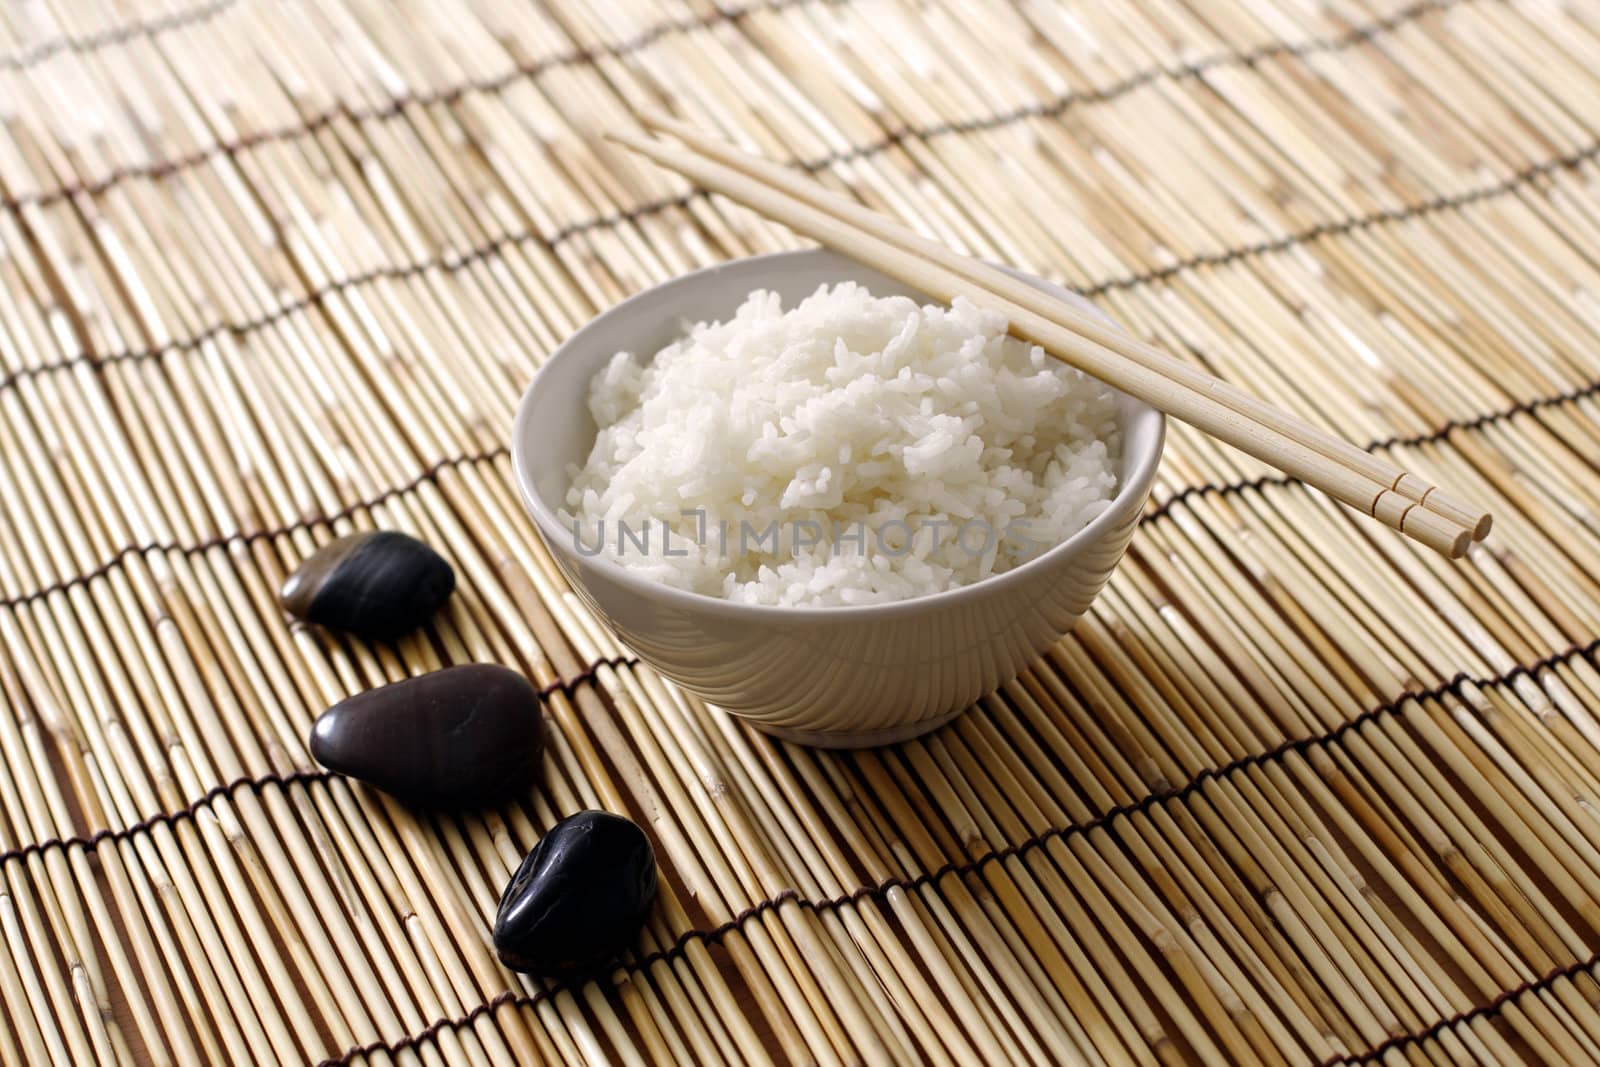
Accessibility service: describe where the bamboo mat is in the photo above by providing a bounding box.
[3,0,1600,1063]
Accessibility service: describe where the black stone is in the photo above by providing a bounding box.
[310,664,541,806]
[281,531,454,641]
[494,810,658,978]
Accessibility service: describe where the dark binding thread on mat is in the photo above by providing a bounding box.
[8,118,1593,400]
[0,769,332,865]
[0,0,1465,217]
[316,887,806,1067]
[802,0,1469,168]
[0,221,583,392]
[1079,135,1600,298]
[1144,372,1600,522]
[21,636,1591,1060]
[11,367,1596,608]
[1362,377,1600,450]
[0,0,843,212]
[0,189,691,392]
[0,445,508,607]
[0,0,238,72]
[540,655,638,699]
[1324,950,1600,1065]
[311,637,1600,1063]
[0,657,638,866]
[792,643,1600,907]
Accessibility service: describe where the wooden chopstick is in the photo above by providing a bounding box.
[635,110,1492,546]
[608,127,1482,559]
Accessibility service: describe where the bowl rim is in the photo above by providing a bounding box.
[511,248,1166,623]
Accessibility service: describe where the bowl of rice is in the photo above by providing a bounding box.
[512,249,1164,747]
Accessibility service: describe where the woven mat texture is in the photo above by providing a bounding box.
[3,0,1600,1064]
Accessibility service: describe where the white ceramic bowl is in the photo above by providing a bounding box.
[512,249,1164,747]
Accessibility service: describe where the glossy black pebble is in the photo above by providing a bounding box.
[310,664,541,806]
[281,531,454,641]
[494,810,658,978]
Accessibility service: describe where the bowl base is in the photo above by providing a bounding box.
[744,705,970,749]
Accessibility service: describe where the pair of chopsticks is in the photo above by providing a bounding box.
[610,115,1492,559]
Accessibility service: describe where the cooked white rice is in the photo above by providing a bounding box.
[560,282,1121,606]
